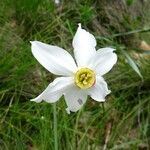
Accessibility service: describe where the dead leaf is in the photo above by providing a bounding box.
[140,41,150,50]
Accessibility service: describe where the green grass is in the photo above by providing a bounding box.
[0,0,150,149]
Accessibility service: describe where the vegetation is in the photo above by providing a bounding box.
[0,0,150,149]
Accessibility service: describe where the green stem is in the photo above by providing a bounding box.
[102,103,105,115]
[53,103,58,150]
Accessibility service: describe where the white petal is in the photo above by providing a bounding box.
[89,47,117,76]
[64,85,87,114]
[31,41,77,76]
[72,24,96,67]
[31,77,74,103]
[87,76,111,102]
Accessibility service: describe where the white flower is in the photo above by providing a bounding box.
[54,0,60,5]
[30,24,117,114]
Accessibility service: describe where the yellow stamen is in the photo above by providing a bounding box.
[74,68,96,89]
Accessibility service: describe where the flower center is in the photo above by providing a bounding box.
[74,68,96,89]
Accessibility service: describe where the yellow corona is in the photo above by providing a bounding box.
[75,68,96,89]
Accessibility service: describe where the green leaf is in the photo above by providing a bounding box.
[126,0,134,6]
[122,50,143,80]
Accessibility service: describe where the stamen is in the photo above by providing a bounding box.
[83,80,88,85]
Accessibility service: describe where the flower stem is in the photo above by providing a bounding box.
[53,103,58,150]
[102,103,105,115]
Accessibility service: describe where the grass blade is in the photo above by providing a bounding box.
[122,50,143,80]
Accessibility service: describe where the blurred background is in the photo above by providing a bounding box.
[0,0,150,149]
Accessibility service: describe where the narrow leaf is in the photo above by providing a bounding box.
[122,50,143,80]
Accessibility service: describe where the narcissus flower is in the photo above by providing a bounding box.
[30,24,117,114]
